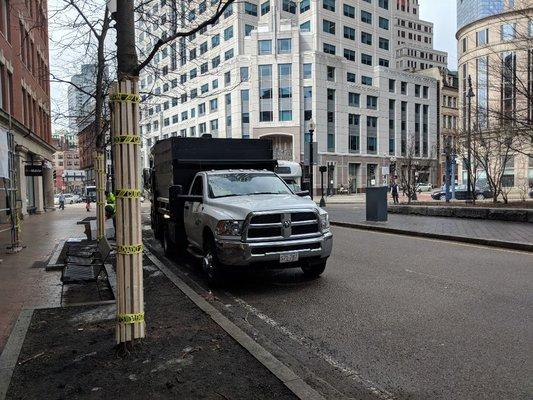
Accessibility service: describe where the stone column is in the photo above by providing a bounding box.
[42,166,54,211]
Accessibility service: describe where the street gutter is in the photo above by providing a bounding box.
[330,221,533,253]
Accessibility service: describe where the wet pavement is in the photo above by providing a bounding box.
[0,204,92,352]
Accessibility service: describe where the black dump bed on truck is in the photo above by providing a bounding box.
[150,137,277,199]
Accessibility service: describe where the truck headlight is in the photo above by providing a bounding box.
[319,213,330,231]
[215,220,244,236]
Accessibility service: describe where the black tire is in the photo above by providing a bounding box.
[301,260,327,279]
[203,236,225,287]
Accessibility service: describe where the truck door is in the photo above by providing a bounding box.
[184,175,204,247]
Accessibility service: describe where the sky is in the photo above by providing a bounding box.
[419,0,458,70]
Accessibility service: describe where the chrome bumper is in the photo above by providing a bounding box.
[215,232,333,266]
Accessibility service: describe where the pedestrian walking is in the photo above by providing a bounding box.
[391,181,399,204]
[86,196,91,212]
[58,192,65,210]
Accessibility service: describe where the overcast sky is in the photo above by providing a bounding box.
[419,0,458,70]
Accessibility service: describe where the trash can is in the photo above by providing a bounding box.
[366,186,388,222]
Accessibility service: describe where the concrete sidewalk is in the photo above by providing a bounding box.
[0,204,92,352]
[326,204,533,251]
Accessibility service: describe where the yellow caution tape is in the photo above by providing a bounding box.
[116,189,142,198]
[110,93,141,103]
[114,135,141,145]
[117,244,143,255]
[117,312,144,324]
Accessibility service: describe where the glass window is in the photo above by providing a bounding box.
[501,23,515,41]
[278,38,292,53]
[379,58,389,67]
[347,72,356,82]
[361,31,372,45]
[361,76,373,86]
[223,25,233,40]
[258,40,272,54]
[361,10,372,24]
[379,37,389,50]
[323,0,335,11]
[348,92,360,107]
[327,66,335,81]
[323,19,336,34]
[261,0,270,14]
[211,34,220,47]
[245,24,254,36]
[343,4,355,18]
[344,26,355,40]
[378,0,388,9]
[344,49,355,61]
[244,1,258,16]
[323,43,336,54]
[240,67,249,81]
[378,17,389,30]
[300,0,310,13]
[361,53,372,65]
[300,21,311,32]
[366,95,377,109]
[303,63,312,79]
[282,0,296,13]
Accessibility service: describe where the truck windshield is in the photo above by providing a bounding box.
[208,173,292,198]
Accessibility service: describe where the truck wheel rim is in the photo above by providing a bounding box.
[203,252,213,275]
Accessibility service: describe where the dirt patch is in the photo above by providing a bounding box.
[6,257,297,400]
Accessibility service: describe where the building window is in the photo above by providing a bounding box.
[378,17,389,30]
[300,21,311,32]
[348,114,360,153]
[303,63,312,79]
[224,48,234,60]
[261,0,270,15]
[209,98,218,112]
[361,31,372,45]
[344,26,355,40]
[323,19,336,34]
[348,92,360,107]
[361,10,372,24]
[379,37,389,50]
[327,66,335,81]
[323,43,336,54]
[282,0,296,13]
[300,0,310,13]
[240,66,249,81]
[379,58,389,67]
[278,38,292,53]
[211,34,220,47]
[366,95,377,110]
[259,65,273,122]
[224,26,233,40]
[323,0,335,12]
[279,64,292,121]
[245,24,254,36]
[347,72,356,83]
[244,1,258,16]
[378,0,388,10]
[501,23,515,41]
[361,76,373,86]
[361,53,372,65]
[344,49,355,61]
[343,4,355,18]
[389,79,395,93]
[258,40,272,54]
[366,116,377,154]
[303,86,312,121]
[401,81,407,94]
[476,28,488,46]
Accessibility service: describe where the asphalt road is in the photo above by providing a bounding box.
[145,220,532,399]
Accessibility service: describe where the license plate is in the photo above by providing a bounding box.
[280,252,299,263]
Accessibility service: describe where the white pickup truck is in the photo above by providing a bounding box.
[165,169,333,285]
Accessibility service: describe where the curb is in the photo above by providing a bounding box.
[330,221,533,253]
[0,309,34,400]
[144,246,325,400]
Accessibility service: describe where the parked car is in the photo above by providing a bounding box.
[416,182,433,192]
[431,185,493,200]
[529,188,533,199]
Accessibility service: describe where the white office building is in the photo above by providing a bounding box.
[137,0,444,193]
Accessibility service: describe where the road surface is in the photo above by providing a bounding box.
[145,221,532,400]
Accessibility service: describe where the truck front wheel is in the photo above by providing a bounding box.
[301,260,327,279]
[203,237,225,287]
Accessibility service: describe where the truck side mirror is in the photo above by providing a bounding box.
[295,190,310,197]
[169,185,183,201]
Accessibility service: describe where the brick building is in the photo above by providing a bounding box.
[0,0,53,221]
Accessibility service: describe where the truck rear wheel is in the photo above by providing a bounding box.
[301,260,327,279]
[203,237,225,287]
[163,228,174,257]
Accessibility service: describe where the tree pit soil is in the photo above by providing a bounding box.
[6,257,297,400]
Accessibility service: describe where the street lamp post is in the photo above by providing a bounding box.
[466,75,475,202]
[319,165,327,207]
[308,120,315,199]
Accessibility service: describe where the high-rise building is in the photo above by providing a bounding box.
[138,0,445,193]
[456,0,532,190]
[0,0,53,222]
[67,64,97,136]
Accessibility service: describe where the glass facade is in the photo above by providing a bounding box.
[457,0,505,31]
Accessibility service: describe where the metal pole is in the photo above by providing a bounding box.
[309,128,314,199]
[319,166,326,207]
[466,75,475,202]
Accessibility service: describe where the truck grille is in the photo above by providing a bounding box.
[246,210,320,241]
